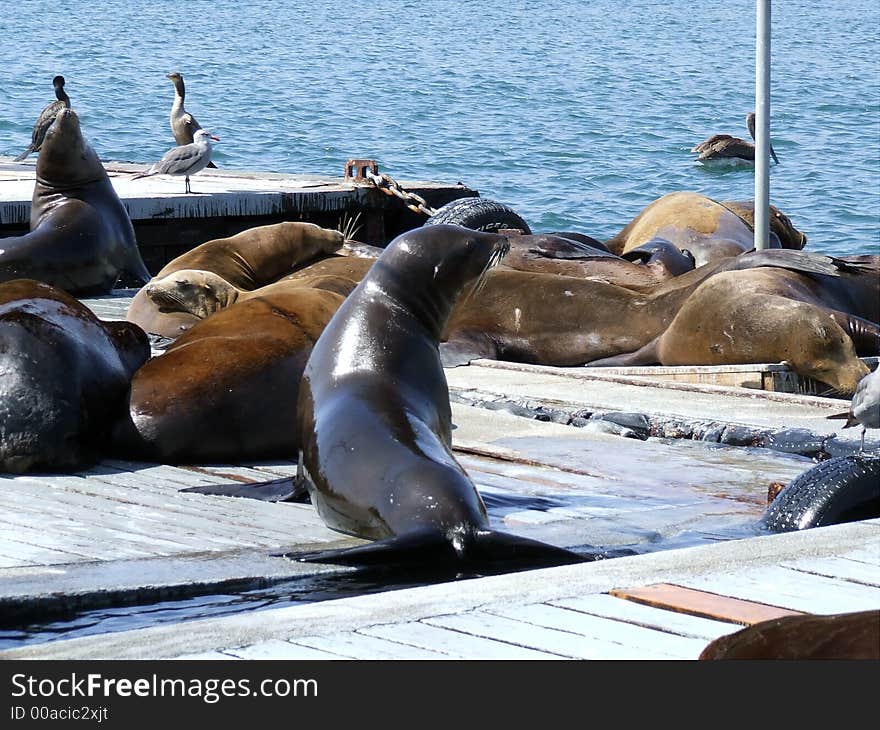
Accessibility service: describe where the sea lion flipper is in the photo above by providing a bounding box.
[440,335,498,367]
[584,337,661,368]
[180,476,310,503]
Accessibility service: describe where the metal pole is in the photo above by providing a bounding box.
[755,0,771,250]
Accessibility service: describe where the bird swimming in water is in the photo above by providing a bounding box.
[691,112,780,166]
[828,367,880,451]
[13,75,71,161]
[132,128,220,194]
[167,71,217,168]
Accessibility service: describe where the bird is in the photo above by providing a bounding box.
[13,75,71,161]
[166,71,217,168]
[828,367,880,451]
[691,112,780,165]
[132,129,220,194]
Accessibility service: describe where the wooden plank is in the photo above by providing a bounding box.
[681,566,880,615]
[223,640,342,660]
[425,611,674,660]
[170,651,241,660]
[486,603,707,659]
[550,593,739,640]
[291,632,452,660]
[781,556,880,587]
[361,621,564,660]
[609,583,805,625]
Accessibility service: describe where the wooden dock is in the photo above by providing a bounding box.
[0,157,475,272]
[0,294,877,659]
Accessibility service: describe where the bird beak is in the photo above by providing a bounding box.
[210,135,220,141]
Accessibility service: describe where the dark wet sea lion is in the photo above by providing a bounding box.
[112,286,344,463]
[1,109,151,295]
[441,249,865,368]
[699,610,880,660]
[295,224,590,568]
[126,221,343,338]
[498,234,694,288]
[1,279,149,473]
[604,191,806,267]
[588,269,873,394]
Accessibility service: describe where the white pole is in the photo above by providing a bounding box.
[755,0,771,250]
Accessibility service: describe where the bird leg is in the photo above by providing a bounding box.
[185,175,191,194]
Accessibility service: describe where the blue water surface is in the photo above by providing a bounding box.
[1,0,878,255]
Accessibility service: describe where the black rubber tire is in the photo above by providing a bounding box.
[424,197,532,234]
[762,454,880,532]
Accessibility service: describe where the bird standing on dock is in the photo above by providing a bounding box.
[132,129,219,194]
[828,367,880,451]
[167,71,217,168]
[691,112,780,165]
[13,75,70,161]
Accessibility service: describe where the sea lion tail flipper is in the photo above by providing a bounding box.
[180,476,310,503]
[440,334,499,368]
[584,338,661,368]
[292,529,621,569]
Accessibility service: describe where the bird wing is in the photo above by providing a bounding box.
[698,137,754,160]
[150,142,204,174]
[692,134,733,153]
[30,99,67,147]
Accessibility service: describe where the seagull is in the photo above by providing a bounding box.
[132,129,220,194]
[167,71,217,168]
[692,112,780,166]
[14,75,70,161]
[828,367,880,451]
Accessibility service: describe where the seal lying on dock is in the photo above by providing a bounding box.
[1,279,149,473]
[604,191,806,267]
[295,224,594,568]
[113,283,347,463]
[126,221,344,338]
[699,609,880,660]
[1,109,151,295]
[441,249,870,369]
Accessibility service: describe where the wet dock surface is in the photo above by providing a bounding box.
[0,291,876,657]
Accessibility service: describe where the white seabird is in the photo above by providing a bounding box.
[133,129,220,194]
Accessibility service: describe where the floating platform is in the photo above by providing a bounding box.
[0,292,876,658]
[0,157,476,273]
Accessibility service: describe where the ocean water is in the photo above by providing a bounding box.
[1,0,878,256]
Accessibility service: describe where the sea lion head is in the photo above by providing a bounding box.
[145,269,240,319]
[36,108,103,188]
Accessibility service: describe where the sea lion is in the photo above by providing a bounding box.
[143,269,358,320]
[604,191,806,266]
[1,109,151,295]
[126,221,344,338]
[441,249,867,368]
[699,610,880,660]
[587,269,873,394]
[499,234,695,287]
[295,224,591,568]
[719,199,808,251]
[280,253,376,284]
[1,279,149,473]
[112,286,345,463]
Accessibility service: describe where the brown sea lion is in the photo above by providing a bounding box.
[699,610,880,660]
[587,269,873,394]
[720,199,808,251]
[1,109,151,295]
[112,286,345,463]
[280,253,376,284]
[604,191,806,267]
[126,221,343,338]
[440,250,874,368]
[143,269,358,320]
[294,224,594,568]
[1,279,149,473]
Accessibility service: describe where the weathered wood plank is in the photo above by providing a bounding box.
[681,566,880,615]
[608,583,804,625]
[425,611,675,660]
[782,556,880,587]
[291,631,451,660]
[224,640,342,660]
[360,621,564,660]
[488,602,708,658]
[550,593,739,641]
